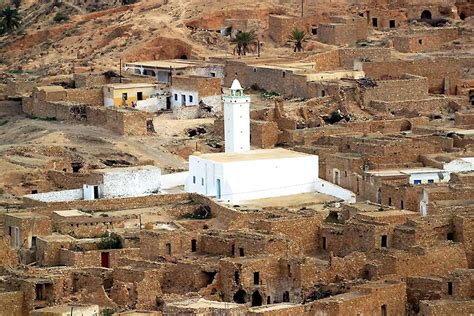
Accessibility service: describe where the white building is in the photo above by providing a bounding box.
[224,79,250,152]
[185,79,355,203]
[442,157,474,173]
[366,167,450,185]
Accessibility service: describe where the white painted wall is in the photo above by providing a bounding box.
[161,172,189,189]
[24,189,84,202]
[170,89,199,108]
[186,155,319,202]
[136,96,167,112]
[443,158,474,173]
[224,96,250,152]
[408,171,450,185]
[201,95,222,112]
[104,97,115,107]
[315,179,356,203]
[100,167,162,198]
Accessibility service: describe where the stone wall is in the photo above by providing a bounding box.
[362,57,472,94]
[60,248,140,268]
[393,27,459,53]
[0,291,24,316]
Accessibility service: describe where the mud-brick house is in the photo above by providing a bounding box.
[4,212,52,249]
[103,83,166,112]
[170,75,222,111]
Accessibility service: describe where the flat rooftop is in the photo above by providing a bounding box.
[366,167,447,177]
[53,209,90,217]
[165,298,241,310]
[92,165,161,174]
[195,148,312,163]
[104,83,156,89]
[125,59,209,69]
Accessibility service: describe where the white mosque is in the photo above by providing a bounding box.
[185,78,355,203]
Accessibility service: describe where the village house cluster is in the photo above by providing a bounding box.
[0,0,473,315]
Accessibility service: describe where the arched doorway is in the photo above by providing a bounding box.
[180,54,188,60]
[421,10,432,20]
[460,12,466,20]
[233,289,247,304]
[251,291,263,306]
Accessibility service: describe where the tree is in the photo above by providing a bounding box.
[0,6,21,33]
[231,31,256,56]
[11,0,21,9]
[289,28,306,52]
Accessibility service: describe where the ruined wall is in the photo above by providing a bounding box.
[308,281,406,316]
[362,57,468,94]
[362,75,429,105]
[339,47,392,68]
[250,120,280,148]
[419,299,474,315]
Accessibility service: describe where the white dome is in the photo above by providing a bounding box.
[230,78,243,90]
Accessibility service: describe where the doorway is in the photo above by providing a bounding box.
[137,91,143,101]
[101,252,110,268]
[421,10,432,20]
[93,186,99,199]
[216,179,222,199]
[251,291,263,306]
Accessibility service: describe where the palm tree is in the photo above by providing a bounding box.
[231,31,256,56]
[0,6,21,33]
[289,28,306,52]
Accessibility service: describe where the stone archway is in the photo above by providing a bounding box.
[233,289,247,304]
[251,291,263,307]
[421,10,432,20]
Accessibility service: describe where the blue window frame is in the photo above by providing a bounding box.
[414,180,422,185]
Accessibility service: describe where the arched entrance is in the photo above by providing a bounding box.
[251,291,263,306]
[421,10,432,20]
[460,12,466,20]
[233,289,247,304]
[180,54,188,60]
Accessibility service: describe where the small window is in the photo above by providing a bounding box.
[253,68,257,73]
[428,179,434,184]
[400,200,404,209]
[388,197,392,206]
[31,189,38,194]
[189,95,193,103]
[253,272,260,285]
[448,282,453,295]
[322,237,327,250]
[201,178,204,186]
[122,93,128,100]
[32,236,37,247]
[191,239,197,252]
[311,27,317,35]
[282,71,286,78]
[389,20,396,28]
[137,92,143,101]
[381,235,388,248]
[166,243,172,256]
[174,94,178,101]
[419,39,423,45]
[414,180,422,185]
[372,18,378,27]
[239,248,245,257]
[193,176,196,184]
[210,72,216,77]
[381,304,387,316]
[447,232,454,241]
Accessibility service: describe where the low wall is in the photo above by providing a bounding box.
[22,97,152,136]
[23,192,192,211]
[60,248,140,268]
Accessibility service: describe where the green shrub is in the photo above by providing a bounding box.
[96,232,122,250]
[53,12,69,23]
